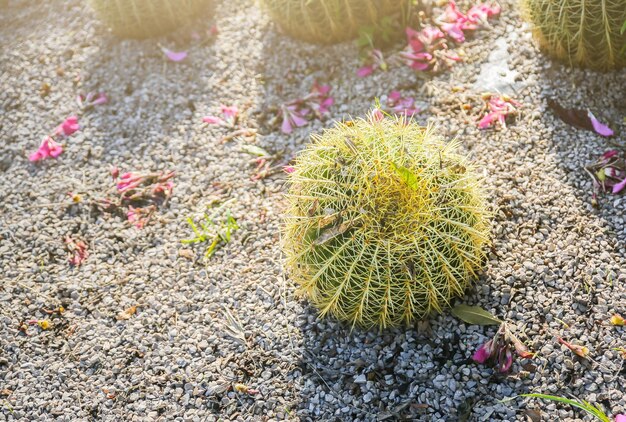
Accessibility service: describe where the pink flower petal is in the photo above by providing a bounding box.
[405,27,425,52]
[281,117,292,134]
[291,113,309,128]
[283,166,295,174]
[162,48,188,62]
[55,116,79,137]
[202,116,224,125]
[612,178,626,194]
[496,347,513,373]
[388,90,402,102]
[478,112,499,129]
[615,415,626,422]
[221,105,239,120]
[29,136,63,162]
[587,111,614,137]
[441,22,465,43]
[472,340,493,364]
[357,65,374,78]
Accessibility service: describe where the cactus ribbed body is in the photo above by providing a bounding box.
[261,0,403,44]
[521,0,626,70]
[282,115,491,329]
[88,0,212,39]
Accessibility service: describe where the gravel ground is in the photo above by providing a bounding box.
[1,0,626,421]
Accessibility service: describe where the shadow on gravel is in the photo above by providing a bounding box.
[293,301,521,421]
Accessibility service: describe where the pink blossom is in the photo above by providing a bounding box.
[472,339,493,364]
[281,105,309,134]
[357,66,374,78]
[387,91,420,117]
[116,172,143,193]
[208,25,219,36]
[221,105,239,121]
[440,0,466,23]
[478,95,521,129]
[127,206,147,229]
[65,236,89,266]
[441,22,465,43]
[399,50,433,71]
[162,47,188,62]
[283,166,295,174]
[29,136,63,162]
[496,346,513,373]
[152,181,174,197]
[54,116,79,137]
[615,415,626,422]
[110,166,120,179]
[77,92,107,109]
[356,49,386,77]
[202,116,224,125]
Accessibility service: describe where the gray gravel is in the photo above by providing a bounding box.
[1,0,626,421]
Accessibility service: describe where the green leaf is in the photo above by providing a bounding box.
[521,394,610,422]
[240,145,270,157]
[392,163,419,190]
[621,20,626,34]
[451,305,502,326]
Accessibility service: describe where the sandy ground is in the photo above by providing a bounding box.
[1,0,625,421]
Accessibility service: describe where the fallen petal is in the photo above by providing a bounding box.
[202,116,224,125]
[162,48,188,62]
[357,65,374,78]
[613,178,626,194]
[588,111,614,137]
[472,339,494,364]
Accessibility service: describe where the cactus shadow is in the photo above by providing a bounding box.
[292,303,505,421]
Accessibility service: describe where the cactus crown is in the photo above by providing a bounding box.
[521,0,626,70]
[88,0,212,39]
[282,114,492,329]
[260,0,404,44]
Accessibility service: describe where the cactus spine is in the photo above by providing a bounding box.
[260,0,405,44]
[521,0,626,70]
[88,0,212,39]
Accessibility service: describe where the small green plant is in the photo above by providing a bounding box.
[520,0,626,70]
[260,0,407,44]
[182,207,239,260]
[520,394,612,422]
[88,0,213,39]
[281,112,492,328]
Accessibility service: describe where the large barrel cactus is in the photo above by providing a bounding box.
[521,0,626,70]
[260,0,404,44]
[282,114,492,329]
[88,0,213,39]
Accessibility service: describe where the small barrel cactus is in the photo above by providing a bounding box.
[282,113,492,329]
[88,0,212,39]
[260,0,404,44]
[521,0,626,70]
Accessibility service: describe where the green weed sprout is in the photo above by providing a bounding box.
[259,0,405,44]
[182,208,239,260]
[88,0,212,39]
[520,0,626,70]
[281,112,492,329]
[520,394,611,422]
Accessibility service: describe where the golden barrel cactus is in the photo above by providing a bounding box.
[260,0,405,44]
[521,0,626,70]
[282,114,492,329]
[88,0,213,39]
